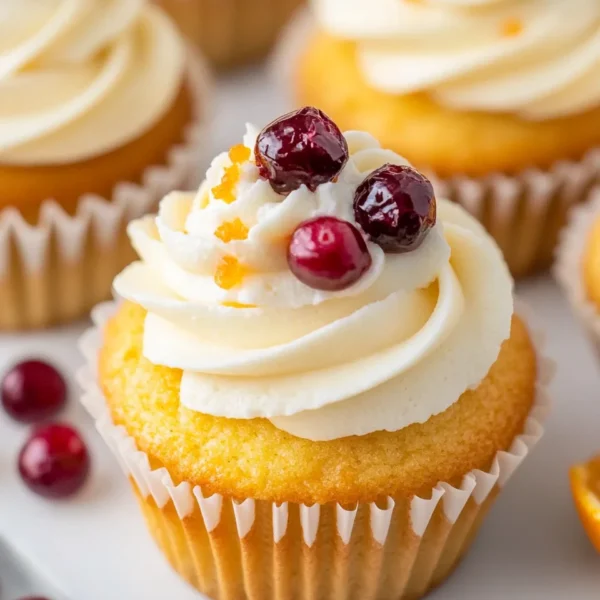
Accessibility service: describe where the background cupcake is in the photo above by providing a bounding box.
[286,0,600,277]
[0,0,208,330]
[80,109,550,600]
[155,0,304,69]
[555,188,600,357]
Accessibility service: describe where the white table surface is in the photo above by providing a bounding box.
[1,68,600,600]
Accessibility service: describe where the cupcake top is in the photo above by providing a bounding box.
[0,0,186,166]
[313,0,600,120]
[114,107,513,441]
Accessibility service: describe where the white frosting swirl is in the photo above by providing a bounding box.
[0,0,186,165]
[114,125,514,441]
[314,0,600,120]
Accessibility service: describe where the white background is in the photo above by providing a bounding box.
[0,68,599,600]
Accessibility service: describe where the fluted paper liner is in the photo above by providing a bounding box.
[274,10,600,279]
[155,0,303,70]
[77,300,551,600]
[555,187,600,356]
[0,53,210,331]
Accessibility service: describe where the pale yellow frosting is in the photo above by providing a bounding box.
[314,0,600,120]
[0,0,186,165]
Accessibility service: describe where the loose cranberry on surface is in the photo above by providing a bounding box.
[18,597,52,600]
[288,216,372,291]
[255,106,349,194]
[18,423,90,499]
[354,164,436,253]
[1,360,66,423]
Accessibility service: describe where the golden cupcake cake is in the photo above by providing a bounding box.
[80,107,550,599]
[556,189,600,356]
[155,0,304,69]
[288,0,600,277]
[0,0,208,330]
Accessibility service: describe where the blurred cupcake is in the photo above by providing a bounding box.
[79,108,550,600]
[286,0,600,277]
[555,188,600,356]
[155,0,304,69]
[0,0,208,330]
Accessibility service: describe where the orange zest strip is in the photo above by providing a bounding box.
[214,218,249,243]
[214,256,248,290]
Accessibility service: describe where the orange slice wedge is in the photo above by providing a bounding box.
[570,456,600,552]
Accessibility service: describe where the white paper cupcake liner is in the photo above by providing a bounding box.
[0,51,211,330]
[274,11,600,278]
[554,187,600,354]
[77,300,552,599]
[427,157,600,278]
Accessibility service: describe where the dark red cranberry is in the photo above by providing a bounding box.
[18,423,90,499]
[1,360,66,423]
[353,164,436,253]
[255,107,349,194]
[18,597,51,600]
[288,216,372,291]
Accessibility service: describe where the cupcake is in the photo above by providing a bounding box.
[154,0,304,69]
[286,0,600,277]
[0,0,208,330]
[79,108,550,599]
[555,188,600,356]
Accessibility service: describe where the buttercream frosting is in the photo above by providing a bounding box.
[313,0,600,120]
[0,0,186,165]
[114,125,514,441]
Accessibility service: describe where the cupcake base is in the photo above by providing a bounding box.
[0,53,209,331]
[131,482,496,600]
[79,302,551,600]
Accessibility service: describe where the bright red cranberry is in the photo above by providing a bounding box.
[255,107,349,194]
[1,360,66,423]
[18,423,90,499]
[354,164,436,253]
[288,217,372,291]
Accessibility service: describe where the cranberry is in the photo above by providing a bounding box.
[19,597,51,600]
[1,360,66,423]
[354,164,436,253]
[18,423,90,499]
[255,107,349,194]
[288,217,372,291]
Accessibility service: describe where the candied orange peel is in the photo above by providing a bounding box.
[214,218,249,243]
[229,143,251,163]
[570,455,600,553]
[214,255,249,290]
[211,144,251,204]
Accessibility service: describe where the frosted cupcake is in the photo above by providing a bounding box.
[0,0,208,329]
[287,0,600,277]
[80,108,549,599]
[556,189,600,357]
[155,0,304,69]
